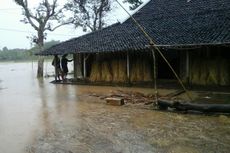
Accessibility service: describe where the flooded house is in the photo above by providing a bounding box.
[38,0,230,86]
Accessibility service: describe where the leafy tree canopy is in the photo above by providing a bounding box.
[0,40,60,61]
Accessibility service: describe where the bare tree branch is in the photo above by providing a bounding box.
[14,0,72,77]
[46,20,74,31]
[65,0,112,32]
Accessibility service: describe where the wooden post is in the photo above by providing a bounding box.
[127,51,130,81]
[74,53,83,79]
[83,54,90,79]
[83,54,87,78]
[73,54,77,79]
[185,50,190,85]
[151,46,158,105]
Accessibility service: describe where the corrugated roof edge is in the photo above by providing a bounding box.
[35,41,230,56]
[35,22,122,56]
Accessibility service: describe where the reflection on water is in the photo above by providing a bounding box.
[0,62,230,153]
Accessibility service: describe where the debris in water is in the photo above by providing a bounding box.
[204,96,211,99]
[105,97,125,106]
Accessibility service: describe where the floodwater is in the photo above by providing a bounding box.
[0,61,230,153]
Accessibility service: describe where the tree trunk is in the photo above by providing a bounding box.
[37,31,44,78]
[98,3,103,30]
[37,56,44,78]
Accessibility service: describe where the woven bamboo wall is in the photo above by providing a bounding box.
[189,47,230,86]
[89,52,153,83]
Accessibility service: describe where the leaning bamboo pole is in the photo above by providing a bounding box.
[115,0,192,101]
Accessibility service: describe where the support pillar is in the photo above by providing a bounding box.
[127,51,130,82]
[185,50,190,85]
[83,54,90,79]
[73,54,77,79]
[83,54,87,78]
[74,53,83,79]
[151,46,158,105]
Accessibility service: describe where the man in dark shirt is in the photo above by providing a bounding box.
[52,55,62,81]
[61,54,73,80]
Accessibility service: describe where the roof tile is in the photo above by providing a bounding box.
[39,0,230,55]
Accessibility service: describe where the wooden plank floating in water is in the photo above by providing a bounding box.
[105,98,125,106]
[158,99,230,113]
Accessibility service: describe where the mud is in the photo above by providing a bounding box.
[0,62,230,153]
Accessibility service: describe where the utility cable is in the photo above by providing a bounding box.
[115,0,193,101]
[0,8,20,11]
[0,27,77,37]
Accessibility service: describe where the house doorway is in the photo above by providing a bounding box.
[157,50,180,79]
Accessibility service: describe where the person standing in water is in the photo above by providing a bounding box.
[61,54,73,80]
[52,55,62,81]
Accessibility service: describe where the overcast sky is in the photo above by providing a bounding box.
[0,0,148,49]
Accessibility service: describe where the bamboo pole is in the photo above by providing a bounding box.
[151,46,158,105]
[115,0,192,101]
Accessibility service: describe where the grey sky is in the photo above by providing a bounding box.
[0,0,148,49]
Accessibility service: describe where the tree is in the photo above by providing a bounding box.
[65,0,112,32]
[28,40,61,55]
[14,0,72,77]
[123,0,143,10]
[2,47,8,52]
[0,40,60,61]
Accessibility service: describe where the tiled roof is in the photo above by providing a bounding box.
[39,0,230,55]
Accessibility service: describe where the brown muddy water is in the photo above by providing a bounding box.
[0,62,230,153]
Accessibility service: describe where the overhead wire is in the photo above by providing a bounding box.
[0,27,77,37]
[0,8,77,37]
[115,0,193,101]
[0,8,20,11]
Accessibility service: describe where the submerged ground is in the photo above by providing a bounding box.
[0,62,230,153]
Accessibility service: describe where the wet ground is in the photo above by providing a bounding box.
[0,62,230,153]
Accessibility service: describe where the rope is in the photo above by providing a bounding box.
[115,0,193,101]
